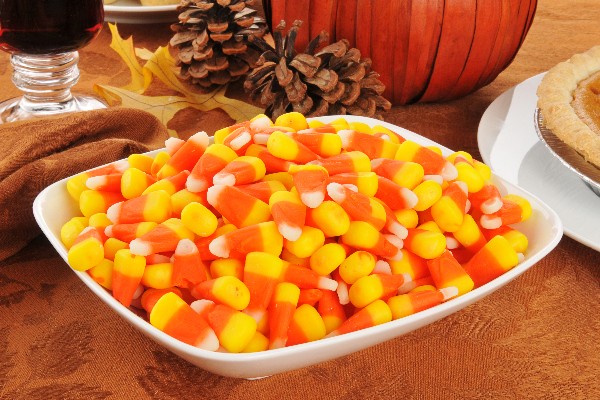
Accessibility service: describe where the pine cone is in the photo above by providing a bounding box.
[244,20,392,120]
[169,0,267,88]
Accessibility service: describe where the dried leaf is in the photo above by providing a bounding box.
[95,23,265,136]
[210,85,265,122]
[107,23,151,93]
[93,85,191,137]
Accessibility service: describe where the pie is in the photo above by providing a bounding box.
[536,45,600,169]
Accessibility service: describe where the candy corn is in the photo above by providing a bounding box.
[267,131,319,163]
[212,155,266,186]
[157,131,209,179]
[326,300,392,337]
[243,252,285,323]
[107,190,172,224]
[186,143,238,193]
[268,282,301,349]
[191,275,250,311]
[269,189,307,241]
[348,273,407,308]
[67,227,105,271]
[112,249,146,307]
[463,235,521,287]
[209,221,283,259]
[288,164,329,209]
[286,304,327,346]
[129,218,195,256]
[171,238,209,288]
[59,113,535,354]
[207,184,271,228]
[338,129,399,159]
[150,292,219,350]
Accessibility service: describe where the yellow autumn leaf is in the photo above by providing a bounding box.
[107,23,151,93]
[210,86,266,122]
[96,24,265,134]
[141,45,264,119]
[94,84,189,127]
[139,45,193,97]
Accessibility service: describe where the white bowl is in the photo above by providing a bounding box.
[32,116,563,379]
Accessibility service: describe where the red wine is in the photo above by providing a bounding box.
[0,0,104,54]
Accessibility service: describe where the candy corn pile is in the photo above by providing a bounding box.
[60,112,532,353]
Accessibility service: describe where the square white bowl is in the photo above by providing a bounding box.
[33,116,563,378]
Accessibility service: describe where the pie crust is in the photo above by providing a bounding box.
[536,45,600,169]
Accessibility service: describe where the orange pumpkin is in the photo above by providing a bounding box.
[262,0,537,105]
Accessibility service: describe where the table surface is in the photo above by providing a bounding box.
[1,1,599,399]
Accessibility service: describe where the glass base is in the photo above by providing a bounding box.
[0,94,107,124]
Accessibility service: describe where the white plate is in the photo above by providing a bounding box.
[104,0,178,24]
[478,73,600,252]
[33,115,562,378]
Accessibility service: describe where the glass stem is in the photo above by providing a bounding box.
[11,51,80,112]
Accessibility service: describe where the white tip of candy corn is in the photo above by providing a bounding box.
[480,215,502,230]
[250,115,272,132]
[336,282,349,305]
[446,236,459,250]
[423,174,443,184]
[104,225,114,237]
[196,328,220,352]
[400,188,419,210]
[317,277,338,291]
[439,286,459,301]
[326,182,346,203]
[164,137,185,155]
[129,239,152,256]
[133,284,145,299]
[465,199,472,214]
[228,131,251,150]
[244,308,266,324]
[370,158,385,170]
[252,133,269,145]
[269,339,286,350]
[190,299,216,315]
[189,131,210,147]
[455,181,468,194]
[397,281,417,294]
[278,222,302,242]
[208,236,229,258]
[186,175,209,193]
[213,172,235,186]
[384,234,404,261]
[481,197,502,214]
[401,273,413,284]
[300,191,325,209]
[175,238,197,255]
[388,221,408,240]
[336,129,353,149]
[113,159,129,173]
[85,176,107,190]
[441,162,458,181]
[373,260,392,275]
[106,202,123,224]
[206,184,225,208]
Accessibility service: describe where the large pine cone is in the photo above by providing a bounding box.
[244,20,392,120]
[170,0,267,88]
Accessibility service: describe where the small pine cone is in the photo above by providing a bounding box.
[170,0,267,88]
[244,20,392,120]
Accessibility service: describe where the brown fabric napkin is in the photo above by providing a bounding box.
[0,107,169,261]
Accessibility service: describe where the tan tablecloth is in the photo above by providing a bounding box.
[1,0,599,398]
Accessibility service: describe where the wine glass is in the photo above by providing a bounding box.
[0,0,107,124]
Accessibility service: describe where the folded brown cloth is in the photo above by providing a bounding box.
[0,107,169,261]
